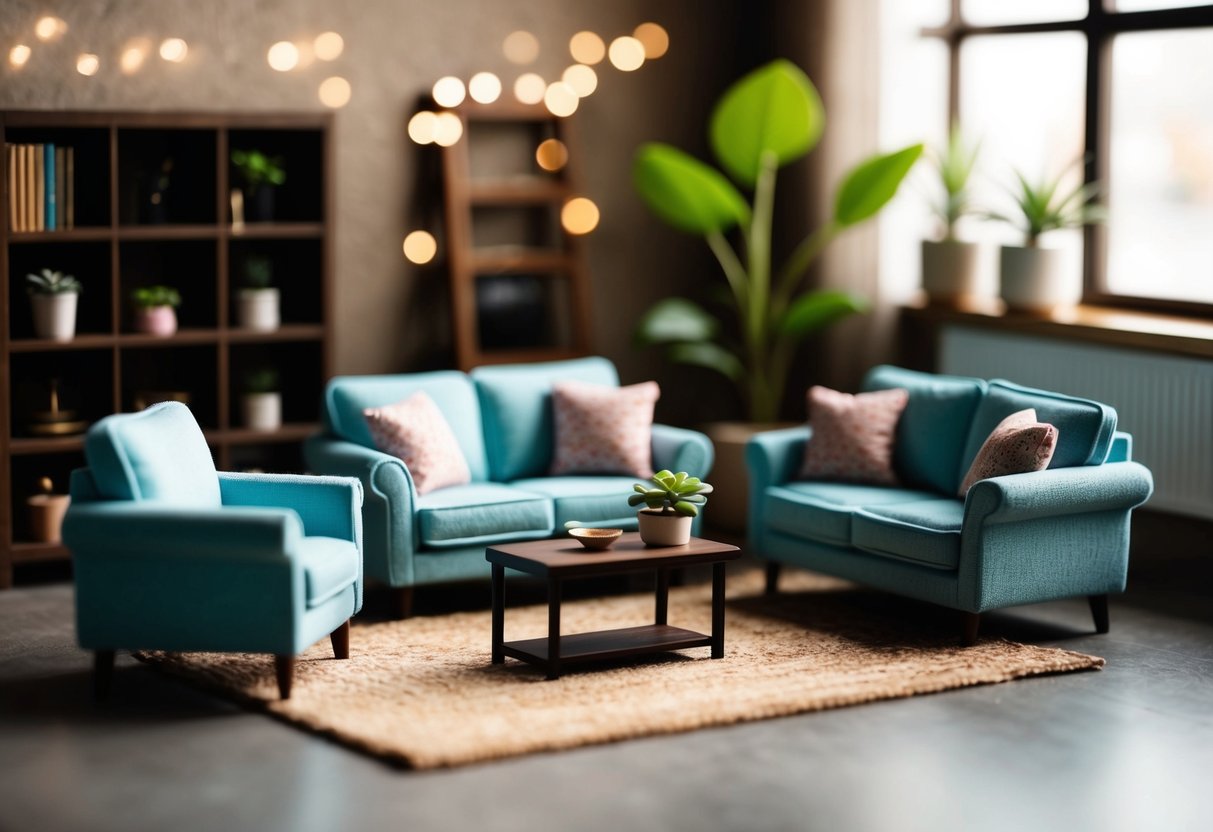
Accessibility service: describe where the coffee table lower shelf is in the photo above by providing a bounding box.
[502,624,711,668]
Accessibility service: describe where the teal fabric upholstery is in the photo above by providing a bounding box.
[416,483,553,547]
[747,366,1154,628]
[65,405,363,696]
[510,476,641,529]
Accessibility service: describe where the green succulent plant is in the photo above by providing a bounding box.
[242,255,274,289]
[26,268,81,294]
[628,470,713,518]
[242,367,280,394]
[928,122,981,241]
[987,158,1105,246]
[131,285,181,309]
[231,149,286,191]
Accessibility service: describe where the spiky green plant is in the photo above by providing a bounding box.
[928,123,981,241]
[26,268,81,294]
[131,285,181,309]
[231,149,286,191]
[243,367,280,394]
[988,159,1104,246]
[628,470,713,518]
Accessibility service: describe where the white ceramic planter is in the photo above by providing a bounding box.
[999,245,1078,313]
[921,240,982,306]
[31,293,78,341]
[242,392,282,431]
[637,510,693,547]
[237,288,280,331]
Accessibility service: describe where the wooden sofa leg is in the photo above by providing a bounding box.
[330,620,350,659]
[274,655,295,699]
[392,587,414,620]
[961,612,981,646]
[1089,594,1110,634]
[94,650,116,701]
[764,562,781,595]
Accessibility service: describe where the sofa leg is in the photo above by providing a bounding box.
[392,587,414,620]
[1089,594,1110,634]
[961,612,981,646]
[330,620,350,659]
[274,655,295,699]
[94,650,116,701]
[764,562,781,595]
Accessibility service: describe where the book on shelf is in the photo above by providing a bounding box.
[33,144,44,232]
[44,142,55,231]
[5,143,74,232]
[54,146,66,230]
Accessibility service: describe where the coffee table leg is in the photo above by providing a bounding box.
[655,567,669,625]
[491,563,504,664]
[547,576,562,680]
[711,561,726,659]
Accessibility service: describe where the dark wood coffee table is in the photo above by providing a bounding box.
[486,533,741,679]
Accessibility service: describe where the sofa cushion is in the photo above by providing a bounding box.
[958,408,1057,496]
[294,535,361,609]
[510,476,639,528]
[551,380,660,477]
[415,483,553,548]
[324,372,489,482]
[800,385,909,485]
[960,379,1116,476]
[851,499,964,570]
[762,482,936,547]
[471,357,619,482]
[363,391,471,495]
[862,365,986,496]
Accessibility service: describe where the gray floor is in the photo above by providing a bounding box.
[2,513,1212,832]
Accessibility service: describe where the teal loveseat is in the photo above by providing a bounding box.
[747,365,1154,643]
[304,356,714,616]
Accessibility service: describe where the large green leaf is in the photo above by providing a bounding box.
[634,297,718,345]
[709,59,824,188]
[633,143,750,235]
[666,342,744,382]
[778,289,868,338]
[833,144,924,228]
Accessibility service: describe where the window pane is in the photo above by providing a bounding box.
[1114,1,1213,11]
[963,0,1086,26]
[1107,29,1213,304]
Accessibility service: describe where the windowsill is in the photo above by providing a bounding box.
[901,296,1213,359]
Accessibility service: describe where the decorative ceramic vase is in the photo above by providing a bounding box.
[31,293,78,341]
[27,493,71,542]
[999,245,1077,313]
[637,510,693,547]
[921,240,982,307]
[243,392,282,431]
[134,305,178,336]
[237,288,280,331]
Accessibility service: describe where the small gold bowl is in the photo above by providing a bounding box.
[568,527,623,550]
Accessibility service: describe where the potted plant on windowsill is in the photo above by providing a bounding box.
[26,268,81,341]
[131,285,181,336]
[236,254,280,331]
[231,149,285,223]
[242,367,282,431]
[628,470,713,547]
[921,123,984,307]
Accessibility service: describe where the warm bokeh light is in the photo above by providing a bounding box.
[314,31,344,61]
[120,42,150,75]
[503,30,540,65]
[9,44,31,69]
[535,138,569,172]
[159,38,188,63]
[267,41,299,71]
[514,72,546,105]
[34,16,67,42]
[633,22,670,59]
[403,230,438,264]
[569,31,605,65]
[562,64,598,98]
[318,76,352,108]
[432,76,466,108]
[76,53,100,76]
[468,71,502,104]
[608,36,645,71]
[408,110,438,144]
[432,112,464,146]
[561,197,600,235]
[544,82,579,117]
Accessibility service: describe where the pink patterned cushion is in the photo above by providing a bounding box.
[363,391,471,495]
[799,385,909,485]
[958,408,1057,496]
[550,380,660,477]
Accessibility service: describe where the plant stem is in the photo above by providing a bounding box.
[773,222,838,316]
[706,231,748,308]
[743,151,779,423]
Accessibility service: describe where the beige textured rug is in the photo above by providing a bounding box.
[137,571,1103,769]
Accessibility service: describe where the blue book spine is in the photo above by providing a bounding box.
[44,142,56,231]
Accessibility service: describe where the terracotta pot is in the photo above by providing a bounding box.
[702,421,797,534]
[27,494,70,542]
[243,392,281,431]
[31,293,78,341]
[999,245,1078,313]
[237,288,280,331]
[637,509,693,547]
[134,305,178,336]
[921,240,982,306]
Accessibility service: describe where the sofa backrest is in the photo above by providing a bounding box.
[862,365,986,495]
[471,356,619,482]
[323,371,490,482]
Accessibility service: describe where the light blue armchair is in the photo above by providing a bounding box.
[63,401,363,700]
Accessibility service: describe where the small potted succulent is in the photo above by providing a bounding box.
[131,285,181,336]
[629,470,713,547]
[242,366,281,431]
[236,254,279,331]
[26,268,82,341]
[231,149,286,222]
[921,123,984,307]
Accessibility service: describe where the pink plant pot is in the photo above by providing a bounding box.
[134,305,178,336]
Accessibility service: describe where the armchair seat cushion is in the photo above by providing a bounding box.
[416,483,553,548]
[296,536,362,608]
[510,476,639,528]
[851,499,965,570]
[764,482,935,547]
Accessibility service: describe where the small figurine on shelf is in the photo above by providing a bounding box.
[26,268,82,341]
[237,254,280,331]
[242,366,282,431]
[231,149,285,223]
[131,285,181,336]
[27,476,71,543]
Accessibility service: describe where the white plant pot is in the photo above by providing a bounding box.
[921,240,982,306]
[999,245,1078,313]
[637,510,693,547]
[242,392,282,431]
[31,293,78,341]
[237,288,280,331]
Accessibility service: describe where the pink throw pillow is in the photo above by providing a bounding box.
[363,391,471,495]
[550,380,660,477]
[958,408,1057,496]
[800,386,909,485]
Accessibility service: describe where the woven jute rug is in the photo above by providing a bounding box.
[137,570,1103,769]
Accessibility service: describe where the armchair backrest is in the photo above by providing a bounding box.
[83,401,221,507]
[471,356,619,482]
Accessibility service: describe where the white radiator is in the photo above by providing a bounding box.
[939,326,1213,520]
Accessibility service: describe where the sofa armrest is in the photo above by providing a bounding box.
[219,472,362,543]
[964,461,1154,525]
[651,423,714,477]
[1107,431,1133,463]
[745,426,811,551]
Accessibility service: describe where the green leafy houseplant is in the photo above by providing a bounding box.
[928,123,981,242]
[988,159,1104,246]
[26,268,81,294]
[242,367,280,394]
[230,149,286,192]
[632,59,923,422]
[131,285,181,308]
[628,470,713,518]
[242,255,274,289]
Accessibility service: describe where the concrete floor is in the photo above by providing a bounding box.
[2,513,1211,832]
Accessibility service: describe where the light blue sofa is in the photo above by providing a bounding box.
[747,365,1154,643]
[304,356,714,617]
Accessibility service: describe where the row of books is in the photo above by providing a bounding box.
[6,143,75,233]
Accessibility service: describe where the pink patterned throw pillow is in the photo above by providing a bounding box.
[363,391,471,495]
[550,380,660,477]
[799,385,909,485]
[958,408,1057,496]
